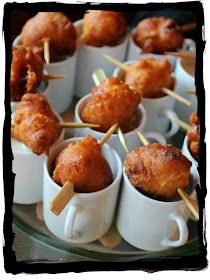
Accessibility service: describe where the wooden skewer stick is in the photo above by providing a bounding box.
[50,123,117,216]
[136,130,149,146]
[180,22,196,32]
[43,40,50,64]
[177,188,199,220]
[117,127,129,153]
[42,74,67,80]
[98,123,118,146]
[161,87,192,107]
[59,122,100,129]
[102,54,129,71]
[164,51,196,60]
[184,89,196,94]
[11,122,100,129]
[167,115,191,131]
[50,181,75,216]
[92,68,107,86]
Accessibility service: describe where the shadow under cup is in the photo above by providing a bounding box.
[43,138,122,244]
[116,164,199,251]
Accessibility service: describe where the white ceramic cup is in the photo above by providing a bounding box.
[74,19,129,98]
[44,53,77,114]
[113,60,179,138]
[116,164,199,251]
[74,94,166,160]
[43,137,122,243]
[174,57,197,123]
[182,135,198,167]
[13,35,77,114]
[126,28,196,70]
[12,112,65,204]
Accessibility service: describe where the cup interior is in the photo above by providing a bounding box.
[179,58,195,80]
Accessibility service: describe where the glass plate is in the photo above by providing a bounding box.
[12,98,199,262]
[12,203,199,262]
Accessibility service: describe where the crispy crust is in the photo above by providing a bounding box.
[52,135,113,192]
[81,77,141,132]
[82,10,126,47]
[134,17,184,54]
[21,12,77,59]
[125,58,173,98]
[187,112,200,160]
[124,143,192,199]
[12,93,59,155]
[10,45,44,101]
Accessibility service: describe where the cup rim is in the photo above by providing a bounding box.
[123,164,198,206]
[75,93,147,137]
[44,137,123,198]
[11,111,64,155]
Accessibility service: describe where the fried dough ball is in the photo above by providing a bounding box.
[134,17,184,54]
[82,10,126,47]
[124,143,192,199]
[125,58,173,98]
[10,46,44,101]
[21,12,77,59]
[81,77,141,132]
[52,135,113,192]
[187,112,200,160]
[12,93,60,155]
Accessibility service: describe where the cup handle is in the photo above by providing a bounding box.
[160,211,189,248]
[183,38,196,52]
[144,131,167,145]
[162,109,179,138]
[64,204,80,240]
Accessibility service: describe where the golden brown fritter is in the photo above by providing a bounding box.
[21,12,77,59]
[52,135,113,192]
[187,112,200,160]
[125,58,173,98]
[12,93,60,155]
[81,10,126,47]
[124,143,192,199]
[134,17,184,54]
[81,77,141,132]
[10,45,44,101]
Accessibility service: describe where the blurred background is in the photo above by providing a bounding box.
[10,8,196,41]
